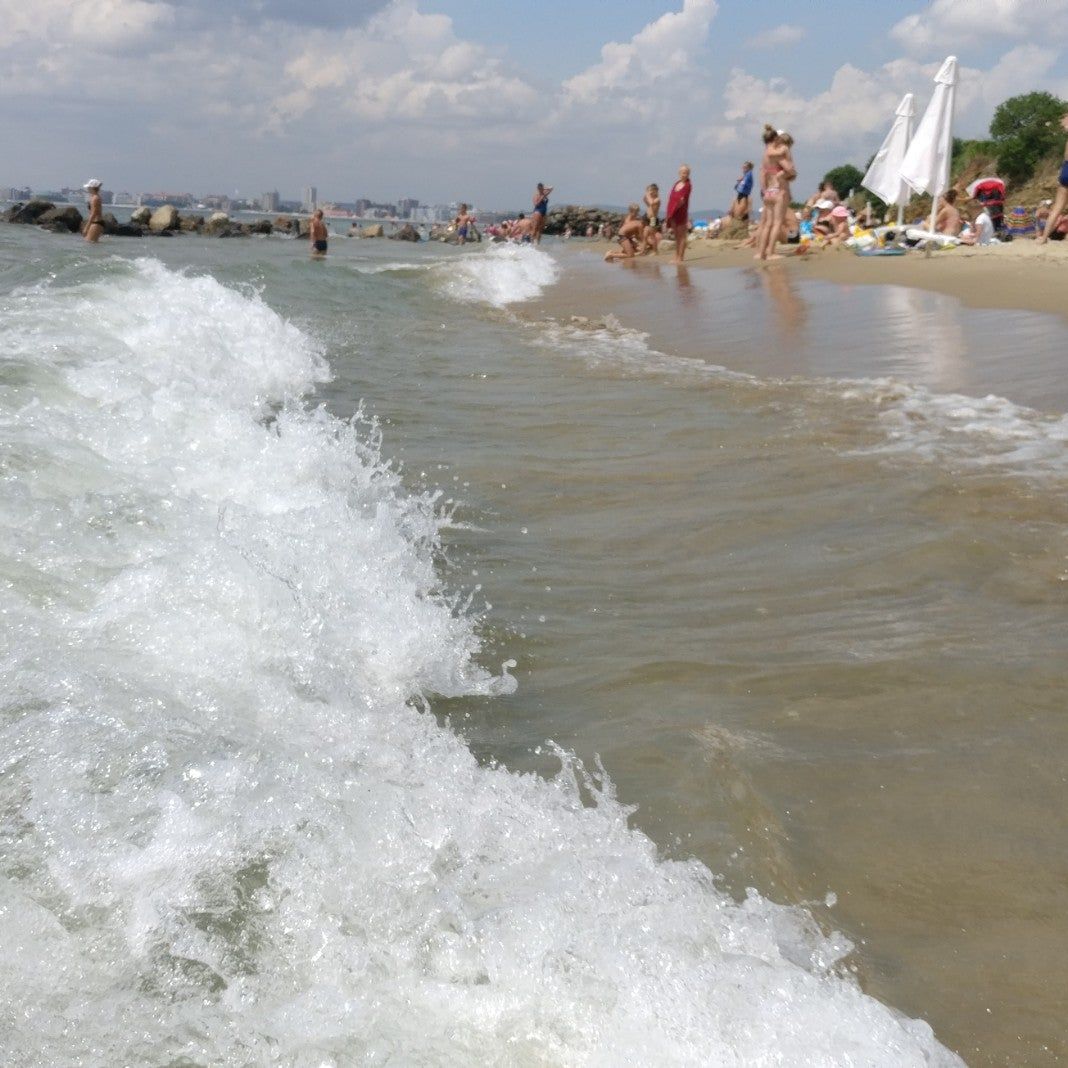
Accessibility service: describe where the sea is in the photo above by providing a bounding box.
[0,215,1066,1067]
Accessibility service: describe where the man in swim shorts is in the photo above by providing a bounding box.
[1038,110,1068,245]
[309,209,328,257]
[82,179,104,243]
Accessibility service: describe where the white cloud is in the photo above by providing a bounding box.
[271,1,538,127]
[746,23,805,50]
[0,0,174,51]
[891,0,1068,53]
[561,0,717,108]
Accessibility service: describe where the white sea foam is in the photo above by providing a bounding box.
[839,379,1068,479]
[434,243,561,307]
[0,260,961,1066]
[531,313,1068,485]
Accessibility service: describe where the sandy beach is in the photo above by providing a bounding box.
[666,234,1068,320]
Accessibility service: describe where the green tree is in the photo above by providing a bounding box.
[989,91,1068,182]
[822,164,865,200]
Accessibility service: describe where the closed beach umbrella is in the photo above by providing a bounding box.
[900,56,958,234]
[863,93,914,225]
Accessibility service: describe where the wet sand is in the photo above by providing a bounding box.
[659,235,1068,321]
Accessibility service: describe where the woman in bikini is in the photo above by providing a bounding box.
[756,127,795,262]
[82,179,104,243]
[1038,111,1068,245]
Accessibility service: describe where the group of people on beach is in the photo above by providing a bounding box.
[601,166,693,266]
[599,106,1068,262]
[75,105,1068,261]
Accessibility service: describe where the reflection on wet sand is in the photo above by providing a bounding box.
[761,264,808,340]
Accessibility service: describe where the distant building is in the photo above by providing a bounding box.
[302,186,317,212]
[397,197,420,219]
[354,198,372,216]
[260,190,280,212]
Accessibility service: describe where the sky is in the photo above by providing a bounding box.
[2,0,1068,209]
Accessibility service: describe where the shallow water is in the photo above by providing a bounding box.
[0,225,1065,1066]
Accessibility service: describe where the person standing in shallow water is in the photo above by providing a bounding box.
[531,182,552,244]
[1038,110,1068,245]
[82,179,104,243]
[309,210,328,258]
[664,165,691,264]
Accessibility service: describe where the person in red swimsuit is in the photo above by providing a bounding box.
[665,164,692,264]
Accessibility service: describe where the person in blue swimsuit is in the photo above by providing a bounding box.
[732,162,754,221]
[1038,110,1068,244]
[531,182,552,244]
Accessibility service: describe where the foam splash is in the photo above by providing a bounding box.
[0,260,961,1066]
[530,312,1068,486]
[842,379,1068,478]
[434,243,560,307]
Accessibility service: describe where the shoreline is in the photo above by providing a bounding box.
[650,235,1068,321]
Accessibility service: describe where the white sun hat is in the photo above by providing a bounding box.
[83,178,102,189]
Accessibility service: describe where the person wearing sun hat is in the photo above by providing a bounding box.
[82,179,104,243]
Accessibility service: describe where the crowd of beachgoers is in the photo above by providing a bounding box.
[472,110,1067,267]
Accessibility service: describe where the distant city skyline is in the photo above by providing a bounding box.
[1,1,1066,208]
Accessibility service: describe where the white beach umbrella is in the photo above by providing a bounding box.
[900,56,958,234]
[863,93,915,225]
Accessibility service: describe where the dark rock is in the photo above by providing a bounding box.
[37,205,84,232]
[245,219,272,235]
[179,215,204,233]
[543,205,624,235]
[5,199,57,224]
[389,223,421,242]
[273,215,298,233]
[109,223,144,237]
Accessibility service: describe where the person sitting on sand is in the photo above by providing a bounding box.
[1038,110,1068,244]
[824,204,852,246]
[82,179,104,243]
[603,204,644,262]
[957,203,996,247]
[732,162,753,221]
[1034,199,1052,237]
[665,165,692,265]
[935,189,964,237]
[309,209,328,258]
[805,180,839,212]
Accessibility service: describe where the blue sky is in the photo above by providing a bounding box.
[1,0,1066,209]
